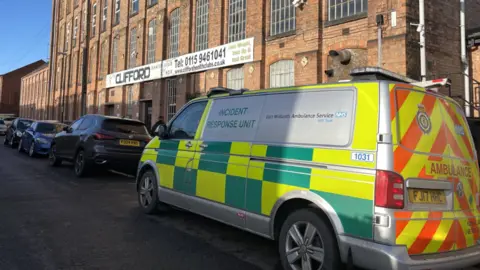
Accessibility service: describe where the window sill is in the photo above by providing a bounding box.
[129,11,139,18]
[266,30,297,41]
[147,2,158,9]
[324,12,368,27]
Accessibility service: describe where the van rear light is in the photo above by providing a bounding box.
[375,170,405,209]
[94,133,115,140]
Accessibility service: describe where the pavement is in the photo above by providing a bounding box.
[0,143,479,270]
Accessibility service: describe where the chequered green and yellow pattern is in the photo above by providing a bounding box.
[141,82,381,240]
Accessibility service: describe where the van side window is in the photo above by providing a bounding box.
[168,101,207,140]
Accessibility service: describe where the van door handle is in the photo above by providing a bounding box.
[185,141,193,148]
[200,143,208,149]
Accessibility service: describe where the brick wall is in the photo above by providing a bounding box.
[19,65,50,120]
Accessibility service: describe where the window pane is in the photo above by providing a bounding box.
[270,60,294,88]
[328,0,367,21]
[166,79,177,120]
[228,0,246,42]
[195,0,209,51]
[169,101,207,139]
[169,9,180,58]
[147,19,157,63]
[129,28,137,68]
[226,67,244,89]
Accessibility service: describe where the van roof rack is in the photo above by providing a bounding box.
[350,67,416,83]
[207,87,249,97]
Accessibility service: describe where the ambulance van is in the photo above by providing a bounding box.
[136,67,480,270]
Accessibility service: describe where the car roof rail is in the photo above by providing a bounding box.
[207,87,249,97]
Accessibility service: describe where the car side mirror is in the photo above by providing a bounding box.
[155,124,167,138]
[63,126,71,133]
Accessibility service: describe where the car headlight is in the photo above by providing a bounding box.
[16,131,22,137]
[36,138,49,144]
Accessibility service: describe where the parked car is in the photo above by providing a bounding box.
[3,118,34,148]
[2,117,16,127]
[17,121,67,157]
[49,114,151,177]
[0,120,7,135]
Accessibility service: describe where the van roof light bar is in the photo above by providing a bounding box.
[207,87,249,97]
[411,78,451,89]
[350,67,417,83]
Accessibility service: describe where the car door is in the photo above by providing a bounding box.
[68,116,96,159]
[56,118,84,158]
[23,122,36,150]
[156,101,208,211]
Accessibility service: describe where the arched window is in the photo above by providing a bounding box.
[270,60,294,88]
[169,8,180,58]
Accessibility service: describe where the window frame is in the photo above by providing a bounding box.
[73,17,78,47]
[131,0,139,15]
[167,100,208,140]
[166,78,177,120]
[148,0,158,7]
[327,0,367,22]
[228,0,246,43]
[111,37,118,72]
[270,0,296,36]
[195,0,209,51]
[102,0,108,32]
[168,8,180,58]
[226,67,244,89]
[269,60,295,88]
[129,28,137,68]
[91,2,97,37]
[147,19,157,64]
[114,0,121,25]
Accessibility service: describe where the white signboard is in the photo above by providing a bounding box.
[106,61,163,88]
[162,37,254,78]
[201,95,265,142]
[255,90,355,146]
[105,37,255,88]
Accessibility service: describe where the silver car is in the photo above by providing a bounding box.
[0,120,6,135]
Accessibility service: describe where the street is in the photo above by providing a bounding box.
[0,145,279,270]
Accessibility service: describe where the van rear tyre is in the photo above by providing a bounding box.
[278,208,341,270]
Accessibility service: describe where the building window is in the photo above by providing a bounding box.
[98,91,103,109]
[227,67,244,89]
[67,0,71,14]
[195,0,209,51]
[168,8,180,58]
[78,52,83,85]
[270,0,295,36]
[148,0,158,6]
[131,0,139,15]
[69,55,75,86]
[99,41,107,78]
[60,26,64,51]
[147,19,157,64]
[228,0,246,42]
[328,0,367,21]
[270,60,294,88]
[74,0,79,7]
[111,37,118,72]
[73,17,78,47]
[88,52,94,82]
[59,0,64,19]
[166,79,177,120]
[66,23,70,50]
[126,86,134,118]
[129,28,137,68]
[114,0,120,25]
[82,2,87,41]
[91,2,97,37]
[102,0,108,31]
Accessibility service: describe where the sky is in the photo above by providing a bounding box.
[0,0,52,74]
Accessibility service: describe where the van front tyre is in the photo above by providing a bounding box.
[278,208,341,270]
[138,170,159,214]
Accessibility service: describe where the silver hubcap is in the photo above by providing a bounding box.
[286,222,325,270]
[75,152,84,173]
[139,176,154,207]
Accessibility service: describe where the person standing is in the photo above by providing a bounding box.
[150,115,165,136]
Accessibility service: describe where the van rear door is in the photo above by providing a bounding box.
[391,84,479,255]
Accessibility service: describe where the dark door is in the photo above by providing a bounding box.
[144,101,152,130]
[56,118,83,158]
[106,105,114,116]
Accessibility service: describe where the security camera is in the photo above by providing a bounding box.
[292,0,306,7]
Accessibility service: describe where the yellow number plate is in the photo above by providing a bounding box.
[408,188,447,204]
[119,139,140,147]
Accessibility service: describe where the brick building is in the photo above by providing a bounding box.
[0,60,46,115]
[45,0,477,128]
[19,63,50,120]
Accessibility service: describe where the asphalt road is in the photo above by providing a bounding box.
[0,143,280,270]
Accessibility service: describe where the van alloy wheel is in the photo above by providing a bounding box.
[138,170,160,214]
[139,175,154,208]
[285,221,325,270]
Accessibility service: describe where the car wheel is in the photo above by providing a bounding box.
[138,170,160,214]
[17,138,24,153]
[28,142,36,157]
[9,135,15,148]
[48,145,62,167]
[3,136,8,146]
[74,149,91,177]
[278,208,341,270]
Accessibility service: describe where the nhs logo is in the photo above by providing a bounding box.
[335,111,348,118]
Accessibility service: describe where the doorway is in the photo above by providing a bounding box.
[143,101,152,129]
[105,105,114,116]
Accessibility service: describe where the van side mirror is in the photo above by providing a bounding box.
[155,124,167,138]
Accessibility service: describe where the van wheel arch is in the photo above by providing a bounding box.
[136,164,156,191]
[273,198,337,241]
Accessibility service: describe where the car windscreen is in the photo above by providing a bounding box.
[17,120,33,131]
[36,123,65,134]
[102,119,148,135]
